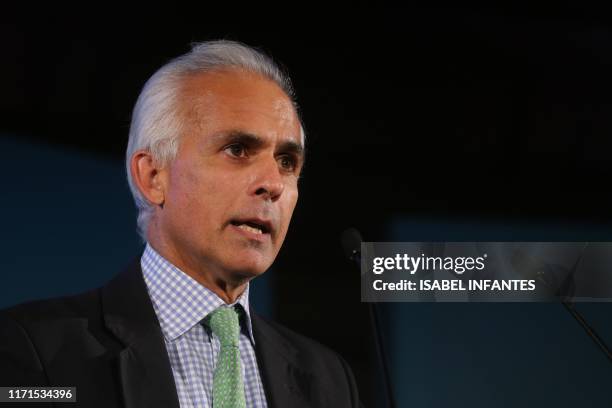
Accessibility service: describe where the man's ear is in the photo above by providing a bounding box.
[130,150,167,207]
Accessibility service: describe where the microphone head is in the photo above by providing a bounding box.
[341,227,363,262]
[510,247,576,300]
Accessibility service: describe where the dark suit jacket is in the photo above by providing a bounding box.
[0,258,361,408]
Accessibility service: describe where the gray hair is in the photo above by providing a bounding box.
[126,40,302,240]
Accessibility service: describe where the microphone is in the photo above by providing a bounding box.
[341,228,362,264]
[342,228,397,408]
[510,247,576,301]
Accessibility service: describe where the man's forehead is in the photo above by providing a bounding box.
[180,70,303,144]
[180,70,295,115]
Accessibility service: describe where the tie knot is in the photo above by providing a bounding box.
[209,306,240,347]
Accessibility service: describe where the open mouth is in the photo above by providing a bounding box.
[230,219,271,235]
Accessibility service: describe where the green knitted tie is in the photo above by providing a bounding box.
[209,306,246,408]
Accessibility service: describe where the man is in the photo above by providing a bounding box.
[0,41,361,407]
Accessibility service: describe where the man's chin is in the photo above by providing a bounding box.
[223,258,272,281]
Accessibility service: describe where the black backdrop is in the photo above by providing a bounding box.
[3,3,612,406]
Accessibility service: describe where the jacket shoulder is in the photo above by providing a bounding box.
[0,291,96,386]
[1,288,102,324]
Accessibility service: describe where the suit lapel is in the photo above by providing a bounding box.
[101,258,316,408]
[251,312,317,408]
[101,258,180,408]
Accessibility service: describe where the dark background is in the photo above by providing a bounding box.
[2,3,612,407]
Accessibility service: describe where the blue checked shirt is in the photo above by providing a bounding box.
[141,244,268,408]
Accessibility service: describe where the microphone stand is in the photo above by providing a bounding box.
[561,301,612,362]
[542,243,612,363]
[343,229,397,408]
[367,300,397,408]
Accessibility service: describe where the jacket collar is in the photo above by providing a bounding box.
[101,256,316,408]
[101,256,180,408]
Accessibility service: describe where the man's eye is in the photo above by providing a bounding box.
[278,155,297,172]
[224,143,247,158]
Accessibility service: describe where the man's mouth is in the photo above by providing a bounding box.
[230,219,272,236]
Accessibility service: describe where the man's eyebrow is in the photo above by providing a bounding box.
[277,140,305,160]
[217,130,265,148]
[216,130,305,159]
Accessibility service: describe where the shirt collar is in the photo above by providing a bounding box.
[140,243,255,344]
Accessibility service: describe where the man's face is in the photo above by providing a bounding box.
[154,70,304,282]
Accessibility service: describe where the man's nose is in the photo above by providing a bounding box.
[251,157,285,201]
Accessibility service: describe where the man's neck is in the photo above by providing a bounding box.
[145,239,248,304]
